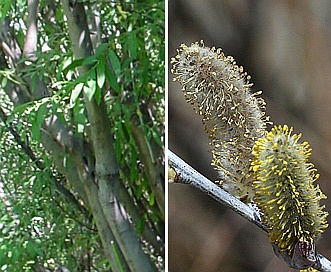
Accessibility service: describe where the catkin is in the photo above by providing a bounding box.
[171,41,267,201]
[251,125,328,254]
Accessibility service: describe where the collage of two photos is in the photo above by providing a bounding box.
[1,0,331,271]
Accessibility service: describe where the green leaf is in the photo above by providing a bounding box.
[136,184,143,199]
[31,121,40,142]
[62,58,84,74]
[1,77,7,88]
[0,0,11,19]
[26,241,36,258]
[151,129,162,146]
[84,78,96,101]
[55,7,62,21]
[105,68,120,93]
[30,74,37,93]
[73,104,86,123]
[96,57,106,89]
[8,102,33,122]
[70,82,84,106]
[95,43,109,58]
[137,217,145,233]
[36,102,47,127]
[108,50,121,76]
[149,192,155,206]
[73,103,87,135]
[82,54,98,66]
[1,224,12,235]
[127,31,137,59]
[159,43,165,63]
[111,242,125,272]
[94,86,101,104]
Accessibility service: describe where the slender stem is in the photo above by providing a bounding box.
[168,150,265,230]
[168,149,331,272]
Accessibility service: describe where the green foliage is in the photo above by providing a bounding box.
[0,0,11,19]
[0,124,105,270]
[0,0,164,270]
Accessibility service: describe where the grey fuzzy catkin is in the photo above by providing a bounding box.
[171,41,267,201]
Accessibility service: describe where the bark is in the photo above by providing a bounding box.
[0,18,21,65]
[23,0,39,58]
[83,178,129,272]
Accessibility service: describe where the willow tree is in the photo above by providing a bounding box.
[0,0,164,271]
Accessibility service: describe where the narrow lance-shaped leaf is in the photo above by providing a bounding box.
[70,82,84,106]
[108,50,121,77]
[97,57,106,89]
[84,69,96,101]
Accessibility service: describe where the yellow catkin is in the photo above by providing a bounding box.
[251,125,328,255]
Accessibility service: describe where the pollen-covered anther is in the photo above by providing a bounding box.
[251,125,328,255]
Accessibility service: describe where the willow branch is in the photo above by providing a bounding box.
[168,149,331,272]
[168,150,264,230]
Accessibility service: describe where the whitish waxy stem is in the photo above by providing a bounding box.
[171,41,267,201]
[251,125,328,256]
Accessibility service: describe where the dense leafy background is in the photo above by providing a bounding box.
[0,0,164,271]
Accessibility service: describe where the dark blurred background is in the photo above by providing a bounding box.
[168,0,331,271]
